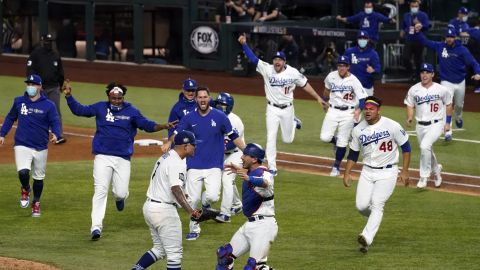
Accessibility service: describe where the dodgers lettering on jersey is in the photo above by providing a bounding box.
[224,112,245,152]
[324,71,368,108]
[242,166,275,217]
[0,93,61,150]
[146,149,186,206]
[256,59,307,105]
[404,82,452,122]
[66,96,158,160]
[175,107,234,170]
[350,116,409,167]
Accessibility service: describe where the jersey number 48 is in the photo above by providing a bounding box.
[379,141,393,152]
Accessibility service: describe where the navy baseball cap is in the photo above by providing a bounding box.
[272,51,286,61]
[25,74,42,85]
[174,130,198,146]
[458,7,468,14]
[183,78,197,91]
[420,63,434,73]
[445,27,457,38]
[337,55,350,65]
[357,30,369,39]
[41,33,55,41]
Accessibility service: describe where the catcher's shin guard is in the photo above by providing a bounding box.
[216,244,234,270]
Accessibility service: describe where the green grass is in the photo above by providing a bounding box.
[1,75,480,269]
[0,161,479,269]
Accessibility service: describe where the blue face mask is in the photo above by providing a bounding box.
[358,39,368,48]
[110,104,123,111]
[26,86,37,97]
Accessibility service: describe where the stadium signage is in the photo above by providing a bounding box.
[312,29,346,37]
[191,26,219,54]
[252,26,287,35]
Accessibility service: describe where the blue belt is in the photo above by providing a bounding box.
[248,215,265,222]
[366,164,394,169]
[268,101,292,109]
[418,119,441,126]
[330,104,355,111]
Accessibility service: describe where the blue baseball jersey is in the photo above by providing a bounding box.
[1,92,61,150]
[175,107,234,170]
[402,11,430,42]
[448,18,469,33]
[242,166,274,217]
[167,92,197,137]
[344,46,381,89]
[467,27,480,42]
[418,33,480,83]
[346,11,390,41]
[66,95,158,160]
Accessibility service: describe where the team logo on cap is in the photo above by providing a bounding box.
[183,137,189,143]
[423,64,428,69]
[30,75,34,81]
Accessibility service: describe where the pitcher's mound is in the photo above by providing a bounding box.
[0,257,61,270]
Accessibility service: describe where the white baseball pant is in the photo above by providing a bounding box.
[230,216,278,263]
[14,145,48,180]
[186,168,222,233]
[142,200,182,268]
[220,151,243,216]
[416,121,443,178]
[320,108,355,147]
[441,80,465,121]
[91,154,131,232]
[265,104,296,171]
[364,87,374,97]
[356,166,398,246]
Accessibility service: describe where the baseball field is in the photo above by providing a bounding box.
[1,73,480,269]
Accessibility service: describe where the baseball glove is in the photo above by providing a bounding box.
[191,208,220,223]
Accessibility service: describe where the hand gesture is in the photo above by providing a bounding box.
[62,79,72,96]
[191,208,202,219]
[0,136,5,145]
[225,163,248,180]
[50,133,58,143]
[471,74,480,81]
[414,23,423,32]
[399,169,409,187]
[406,118,413,127]
[343,172,352,187]
[366,64,375,73]
[238,33,247,45]
[166,120,179,129]
[161,141,172,153]
[353,109,361,122]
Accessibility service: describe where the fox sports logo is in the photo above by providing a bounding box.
[191,26,219,54]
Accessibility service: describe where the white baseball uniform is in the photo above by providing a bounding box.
[139,149,187,269]
[321,71,368,147]
[349,116,409,246]
[256,59,308,171]
[404,82,452,178]
[440,80,464,138]
[14,146,48,180]
[220,112,245,216]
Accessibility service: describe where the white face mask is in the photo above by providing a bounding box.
[410,7,419,14]
[358,39,369,48]
[26,85,37,97]
[364,8,373,14]
[462,16,468,22]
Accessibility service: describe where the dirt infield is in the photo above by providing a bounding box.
[0,257,60,270]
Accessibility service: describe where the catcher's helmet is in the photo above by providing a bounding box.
[243,143,265,163]
[215,92,234,115]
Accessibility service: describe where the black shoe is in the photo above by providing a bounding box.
[91,229,101,240]
[116,199,125,211]
[55,137,67,144]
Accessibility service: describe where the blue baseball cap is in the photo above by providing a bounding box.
[357,30,369,39]
[183,78,197,91]
[337,55,350,65]
[458,7,468,14]
[25,74,42,85]
[445,27,457,38]
[174,130,198,146]
[420,63,434,73]
[272,51,286,61]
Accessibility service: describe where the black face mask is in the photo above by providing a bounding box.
[43,42,52,51]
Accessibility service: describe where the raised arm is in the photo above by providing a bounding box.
[238,34,259,65]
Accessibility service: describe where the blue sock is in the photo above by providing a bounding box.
[334,147,346,168]
[132,250,158,270]
[330,136,337,145]
[33,179,43,202]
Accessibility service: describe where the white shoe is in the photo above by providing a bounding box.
[434,164,443,188]
[416,177,428,189]
[330,167,340,177]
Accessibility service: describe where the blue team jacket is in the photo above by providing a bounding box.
[66,96,158,160]
[418,33,480,83]
[448,18,469,34]
[347,11,390,41]
[344,46,381,89]
[167,92,197,137]
[402,11,430,42]
[1,92,61,150]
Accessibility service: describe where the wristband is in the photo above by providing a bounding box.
[248,176,264,187]
[446,115,452,124]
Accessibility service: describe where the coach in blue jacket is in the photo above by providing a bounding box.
[62,81,177,240]
[418,27,480,141]
[344,30,381,96]
[0,75,61,217]
[167,78,198,137]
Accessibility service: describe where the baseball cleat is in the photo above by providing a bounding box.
[330,167,340,177]
[186,232,199,241]
[31,201,41,217]
[55,137,67,144]
[416,177,428,189]
[444,133,452,142]
[294,117,302,130]
[20,187,30,208]
[91,229,101,240]
[357,234,369,253]
[230,206,243,215]
[434,164,443,188]
[116,199,125,211]
[215,214,231,223]
[455,119,463,129]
